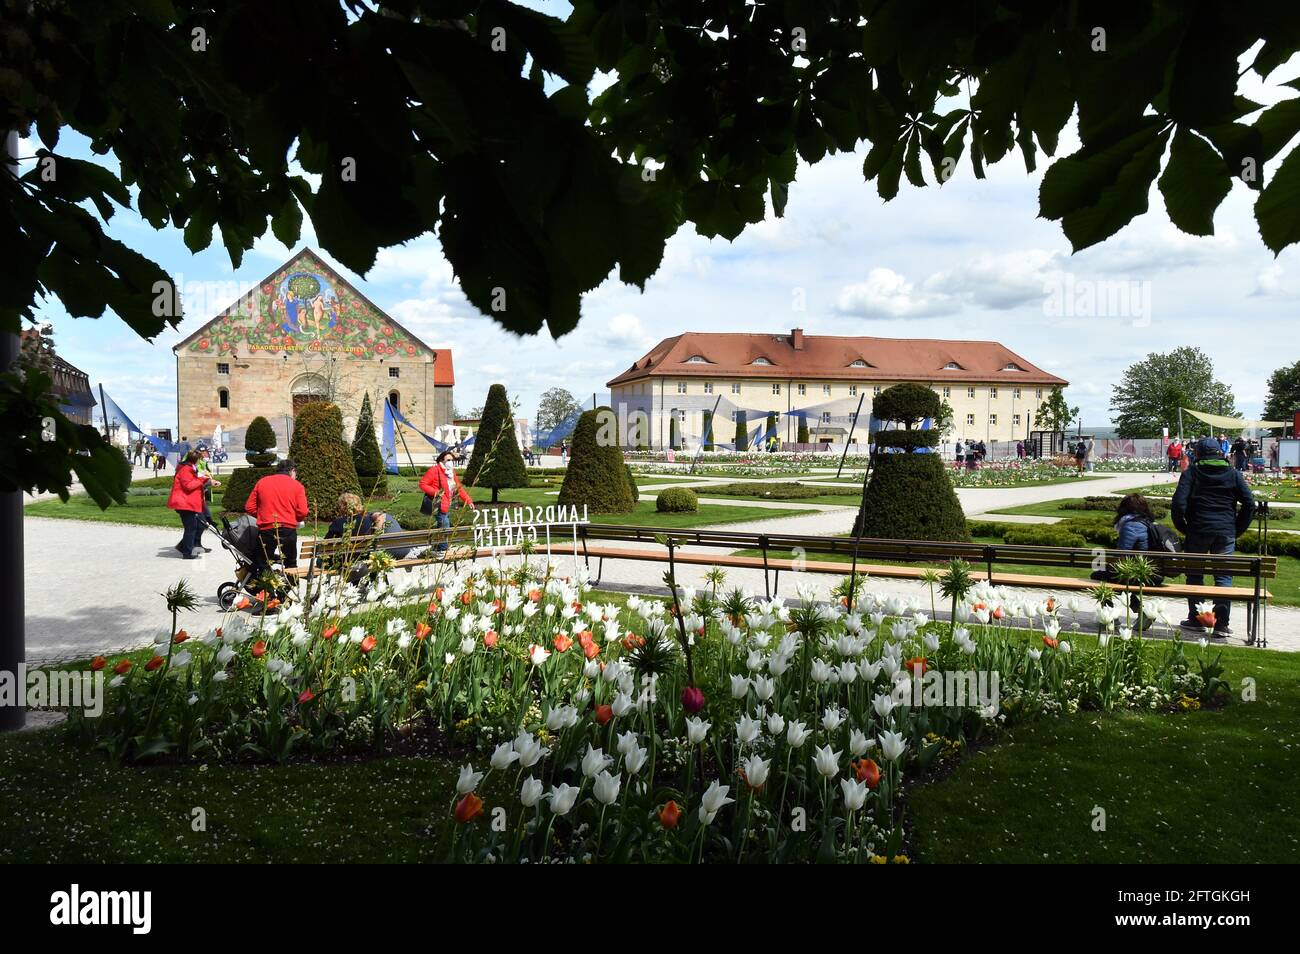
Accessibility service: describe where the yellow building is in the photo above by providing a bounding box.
[606,329,1067,449]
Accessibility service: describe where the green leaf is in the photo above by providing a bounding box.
[1159,128,1230,236]
[271,198,303,249]
[1256,147,1300,254]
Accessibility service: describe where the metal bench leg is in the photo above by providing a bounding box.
[772,569,780,598]
[594,556,604,586]
[1246,602,1255,645]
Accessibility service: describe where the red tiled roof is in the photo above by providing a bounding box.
[433,348,454,386]
[606,331,1067,387]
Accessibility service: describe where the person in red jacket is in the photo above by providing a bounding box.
[244,458,310,572]
[168,450,218,559]
[419,450,475,553]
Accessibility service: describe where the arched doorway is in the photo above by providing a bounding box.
[291,373,329,415]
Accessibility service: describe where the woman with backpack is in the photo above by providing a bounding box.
[1090,493,1168,629]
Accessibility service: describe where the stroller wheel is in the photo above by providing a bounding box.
[217,582,239,611]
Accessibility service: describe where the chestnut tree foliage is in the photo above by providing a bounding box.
[5,0,1300,501]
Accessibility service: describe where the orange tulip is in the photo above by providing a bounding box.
[622,633,645,650]
[460,592,472,606]
[553,633,573,653]
[454,793,484,824]
[583,640,601,660]
[595,704,614,725]
[173,630,189,644]
[113,659,132,676]
[144,656,165,672]
[571,601,583,614]
[251,640,267,658]
[1196,610,1217,627]
[483,630,498,649]
[904,656,927,676]
[1043,636,1059,649]
[427,601,439,616]
[89,656,107,672]
[658,800,682,829]
[528,588,542,603]
[415,622,431,641]
[235,598,251,610]
[854,758,881,789]
[267,598,281,609]
[321,624,338,640]
[360,635,377,654]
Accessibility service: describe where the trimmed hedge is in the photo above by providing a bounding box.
[288,401,361,520]
[244,416,277,467]
[874,431,939,452]
[796,416,810,444]
[351,393,387,498]
[1002,526,1089,548]
[558,407,636,513]
[221,466,274,513]
[625,464,640,504]
[695,481,834,500]
[734,416,748,451]
[656,487,698,513]
[1060,496,1169,519]
[873,383,942,432]
[464,383,528,502]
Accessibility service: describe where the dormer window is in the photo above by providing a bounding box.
[1001,363,1025,371]
[684,355,710,364]
[752,357,772,366]
[849,359,869,368]
[942,361,964,370]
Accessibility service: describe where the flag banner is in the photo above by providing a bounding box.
[93,386,145,436]
[381,399,399,474]
[1182,407,1287,431]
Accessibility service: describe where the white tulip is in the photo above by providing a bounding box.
[872,693,896,720]
[729,674,750,699]
[812,744,841,779]
[549,783,579,815]
[490,742,519,771]
[741,754,771,789]
[735,714,762,746]
[810,658,833,683]
[456,764,484,794]
[849,728,870,757]
[786,720,811,748]
[821,707,844,732]
[625,746,648,775]
[581,744,612,778]
[698,780,734,824]
[879,730,907,762]
[686,717,711,744]
[513,732,549,768]
[752,675,776,701]
[616,730,639,757]
[520,776,544,808]
[593,770,621,805]
[840,777,868,811]
[766,712,786,736]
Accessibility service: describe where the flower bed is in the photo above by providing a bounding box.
[70,559,1228,864]
[947,460,1086,487]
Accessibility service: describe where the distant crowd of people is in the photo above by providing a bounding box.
[1166,434,1276,472]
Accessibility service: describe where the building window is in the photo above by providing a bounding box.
[848,385,858,396]
[966,414,975,426]
[772,383,781,395]
[389,367,400,379]
[685,355,709,364]
[217,387,229,410]
[677,381,687,394]
[823,384,831,396]
[752,357,772,366]
[990,387,998,399]
[388,390,400,409]
[731,382,741,394]
[943,361,963,370]
[217,362,229,375]
[797,383,806,396]
[967,387,976,399]
[849,359,868,368]
[990,413,998,426]
[942,386,951,398]
[821,411,831,423]
[703,382,713,394]
[1013,387,1021,399]
[873,386,882,396]
[1013,414,1021,426]
[1035,388,1043,399]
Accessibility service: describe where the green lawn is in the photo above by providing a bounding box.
[25,491,180,527]
[909,639,1300,863]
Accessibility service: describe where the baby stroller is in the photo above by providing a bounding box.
[205,513,292,611]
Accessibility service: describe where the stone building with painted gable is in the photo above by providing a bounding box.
[173,249,453,449]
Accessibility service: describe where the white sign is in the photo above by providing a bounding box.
[471,504,590,549]
[1279,439,1300,470]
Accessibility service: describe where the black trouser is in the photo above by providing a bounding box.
[178,510,204,555]
[1184,532,1234,628]
[252,526,298,574]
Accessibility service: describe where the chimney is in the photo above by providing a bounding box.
[791,328,804,350]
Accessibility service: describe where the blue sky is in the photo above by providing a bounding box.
[26,41,1300,435]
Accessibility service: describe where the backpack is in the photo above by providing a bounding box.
[1140,518,1183,578]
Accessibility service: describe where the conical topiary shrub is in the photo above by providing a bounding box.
[765,411,778,450]
[351,393,388,498]
[245,415,277,467]
[852,383,969,542]
[734,415,748,451]
[463,383,528,503]
[669,414,679,450]
[797,415,810,444]
[288,401,361,521]
[702,410,714,451]
[558,407,636,513]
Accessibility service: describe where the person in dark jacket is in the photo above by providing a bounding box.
[1172,437,1256,635]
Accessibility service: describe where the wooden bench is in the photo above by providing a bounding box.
[573,525,1277,646]
[290,527,519,584]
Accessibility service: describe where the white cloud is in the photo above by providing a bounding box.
[835,267,953,318]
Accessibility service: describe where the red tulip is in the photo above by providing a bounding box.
[113,659,132,676]
[658,800,682,829]
[360,635,377,654]
[528,588,542,603]
[173,630,189,644]
[904,656,928,676]
[681,686,706,713]
[854,758,881,789]
[89,656,107,672]
[1196,610,1217,627]
[595,704,614,726]
[1043,636,1059,650]
[321,624,338,640]
[251,641,267,658]
[415,622,431,641]
[144,656,165,672]
[454,793,484,823]
[297,688,315,704]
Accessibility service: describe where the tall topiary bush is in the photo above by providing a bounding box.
[351,393,388,497]
[702,410,714,451]
[734,415,748,451]
[765,411,778,450]
[852,383,969,542]
[464,383,528,503]
[797,415,810,444]
[288,401,361,520]
[558,407,636,513]
[669,414,679,450]
[624,463,639,503]
[221,465,274,513]
[244,415,277,468]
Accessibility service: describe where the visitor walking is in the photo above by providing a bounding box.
[195,444,216,524]
[1218,433,1230,456]
[167,450,217,560]
[419,450,475,554]
[1073,438,1086,474]
[244,459,309,575]
[1172,437,1256,637]
[1084,435,1095,472]
[1270,440,1280,472]
[1016,439,1025,460]
[1167,438,1183,472]
[1231,436,1247,471]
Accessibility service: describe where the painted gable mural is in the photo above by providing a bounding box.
[185,251,426,360]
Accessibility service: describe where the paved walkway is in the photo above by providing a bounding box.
[19,466,1297,662]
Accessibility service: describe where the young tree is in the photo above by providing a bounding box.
[1109,347,1236,438]
[536,387,583,438]
[1038,387,1079,434]
[350,393,387,497]
[1263,360,1300,433]
[463,384,527,503]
